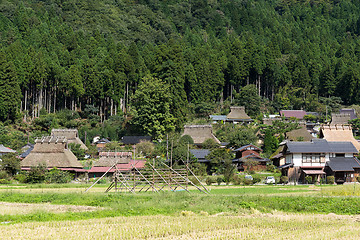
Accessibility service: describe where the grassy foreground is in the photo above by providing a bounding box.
[1,184,360,239]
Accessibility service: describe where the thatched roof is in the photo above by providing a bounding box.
[183,125,221,145]
[51,129,88,150]
[94,152,132,167]
[285,125,313,142]
[21,136,82,168]
[320,125,360,152]
[227,106,251,120]
[331,114,351,125]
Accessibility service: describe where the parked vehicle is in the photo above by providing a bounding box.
[265,176,276,184]
[245,175,253,181]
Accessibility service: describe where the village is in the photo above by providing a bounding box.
[1,105,359,188]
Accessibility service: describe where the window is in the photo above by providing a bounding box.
[302,153,325,164]
[335,153,345,157]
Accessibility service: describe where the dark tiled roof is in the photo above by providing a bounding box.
[121,136,152,145]
[233,144,262,152]
[326,157,360,172]
[190,149,211,162]
[20,146,34,158]
[286,139,357,154]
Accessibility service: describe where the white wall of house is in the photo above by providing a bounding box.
[287,152,353,167]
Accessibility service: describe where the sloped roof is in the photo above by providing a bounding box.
[320,125,360,152]
[19,146,34,159]
[286,139,358,154]
[280,110,307,119]
[227,106,251,120]
[285,125,314,142]
[121,136,152,145]
[21,136,82,169]
[233,144,262,152]
[339,109,357,120]
[190,149,211,162]
[331,114,351,125]
[52,129,88,150]
[0,145,16,154]
[183,125,220,145]
[88,160,146,173]
[209,115,227,121]
[94,152,132,167]
[326,157,360,172]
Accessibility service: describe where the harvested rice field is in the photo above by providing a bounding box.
[1,212,360,239]
[1,184,360,239]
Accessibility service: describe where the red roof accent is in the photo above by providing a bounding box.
[280,110,307,119]
[87,160,146,173]
[21,167,86,172]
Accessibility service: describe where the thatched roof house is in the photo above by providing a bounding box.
[89,152,144,177]
[285,125,314,142]
[21,136,84,172]
[183,125,221,145]
[94,152,132,167]
[51,129,88,150]
[226,106,252,123]
[331,114,351,125]
[320,125,360,152]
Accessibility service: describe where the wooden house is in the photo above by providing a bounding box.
[21,136,85,176]
[183,125,221,146]
[232,144,269,171]
[279,139,359,184]
[320,125,360,152]
[226,106,252,124]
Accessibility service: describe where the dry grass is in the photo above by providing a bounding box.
[1,212,360,239]
[0,202,103,215]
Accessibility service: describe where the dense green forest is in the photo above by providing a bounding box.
[1,0,360,138]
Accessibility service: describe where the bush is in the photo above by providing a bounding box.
[253,176,262,184]
[305,176,313,184]
[188,176,200,185]
[280,176,288,184]
[327,176,335,184]
[266,164,277,172]
[0,179,10,184]
[45,168,73,184]
[243,179,253,185]
[231,174,242,185]
[205,177,215,186]
[14,173,27,183]
[357,176,360,183]
[0,170,9,180]
[216,176,223,185]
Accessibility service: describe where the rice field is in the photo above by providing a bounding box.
[1,184,360,239]
[1,212,360,239]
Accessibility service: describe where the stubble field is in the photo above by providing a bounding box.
[1,184,360,239]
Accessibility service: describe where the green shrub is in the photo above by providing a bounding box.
[0,179,10,184]
[253,176,261,184]
[327,176,335,184]
[231,174,242,185]
[188,176,200,185]
[243,179,253,185]
[45,168,73,184]
[280,176,288,184]
[205,177,215,186]
[97,178,107,184]
[0,170,9,179]
[14,173,27,183]
[216,176,223,185]
[305,176,313,184]
[266,164,276,172]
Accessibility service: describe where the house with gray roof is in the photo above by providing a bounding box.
[280,139,359,184]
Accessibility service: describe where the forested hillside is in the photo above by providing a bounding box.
[1,0,360,136]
